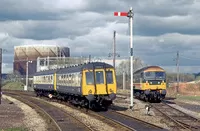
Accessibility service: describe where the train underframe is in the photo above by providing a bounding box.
[134,89,166,102]
[34,89,116,111]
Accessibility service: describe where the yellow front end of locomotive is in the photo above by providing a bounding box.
[82,68,117,96]
[141,80,166,90]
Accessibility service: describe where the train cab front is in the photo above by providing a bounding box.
[83,63,117,109]
[143,71,167,102]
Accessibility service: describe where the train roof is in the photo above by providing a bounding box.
[33,62,114,76]
[34,69,58,76]
[56,62,114,74]
[133,66,165,74]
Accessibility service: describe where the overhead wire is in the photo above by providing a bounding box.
[179,55,200,60]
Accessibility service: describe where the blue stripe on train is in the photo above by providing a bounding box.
[34,84,82,95]
[56,85,82,95]
[34,84,54,91]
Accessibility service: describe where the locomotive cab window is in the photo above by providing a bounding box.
[106,71,113,84]
[144,71,166,80]
[86,72,94,85]
[96,71,104,84]
[155,72,166,79]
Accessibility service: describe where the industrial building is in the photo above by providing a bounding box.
[13,45,70,77]
[37,56,89,72]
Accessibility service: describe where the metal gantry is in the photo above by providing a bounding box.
[114,7,134,109]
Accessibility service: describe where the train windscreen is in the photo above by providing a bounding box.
[95,71,104,84]
[86,70,113,85]
[106,71,113,84]
[86,72,94,85]
[144,71,165,80]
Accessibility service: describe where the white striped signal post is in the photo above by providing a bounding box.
[114,7,134,109]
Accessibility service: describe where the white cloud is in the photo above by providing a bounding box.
[43,0,87,11]
[1,0,200,73]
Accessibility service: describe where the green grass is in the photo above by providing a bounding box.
[2,127,28,131]
[177,95,200,101]
[2,81,24,91]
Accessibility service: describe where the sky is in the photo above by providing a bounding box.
[1,0,200,73]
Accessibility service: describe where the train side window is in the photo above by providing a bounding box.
[78,73,81,86]
[66,74,69,86]
[86,72,94,85]
[96,71,104,84]
[71,74,73,86]
[106,71,113,84]
[69,74,72,85]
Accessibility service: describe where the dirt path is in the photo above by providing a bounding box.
[2,95,48,131]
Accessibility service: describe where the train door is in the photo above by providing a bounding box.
[95,69,107,94]
[82,70,95,95]
[105,69,116,94]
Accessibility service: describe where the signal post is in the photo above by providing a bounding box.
[114,7,134,109]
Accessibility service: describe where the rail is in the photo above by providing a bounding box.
[4,90,169,131]
[151,102,200,131]
[4,91,93,131]
[97,110,165,131]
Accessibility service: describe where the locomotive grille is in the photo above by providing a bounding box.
[147,80,163,85]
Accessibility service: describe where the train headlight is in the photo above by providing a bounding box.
[88,90,92,94]
[110,89,113,93]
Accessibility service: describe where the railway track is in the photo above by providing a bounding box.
[4,91,93,131]
[97,110,166,131]
[4,90,166,131]
[4,90,132,131]
[151,102,200,131]
[117,92,200,131]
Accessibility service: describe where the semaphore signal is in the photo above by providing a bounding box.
[114,7,134,109]
[114,12,128,16]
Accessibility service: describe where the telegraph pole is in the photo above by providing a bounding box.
[0,48,2,104]
[114,7,134,109]
[123,70,126,90]
[176,51,179,94]
[113,30,116,68]
[108,31,119,68]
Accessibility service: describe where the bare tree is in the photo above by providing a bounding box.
[115,57,146,89]
[116,57,146,76]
